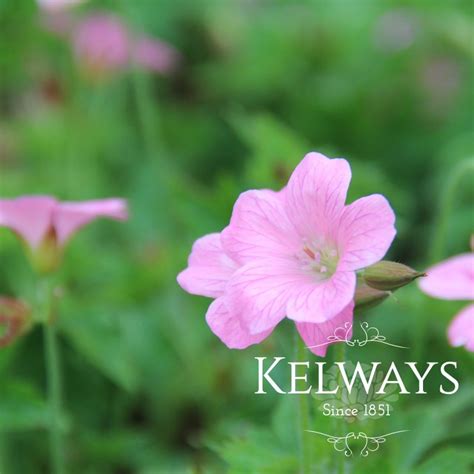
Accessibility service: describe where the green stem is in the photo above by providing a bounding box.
[44,322,64,474]
[295,332,311,474]
[429,158,474,262]
[0,434,7,473]
[41,281,65,474]
[131,70,162,159]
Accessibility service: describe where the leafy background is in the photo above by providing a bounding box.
[0,0,473,473]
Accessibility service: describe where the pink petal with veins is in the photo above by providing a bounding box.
[177,233,237,298]
[337,194,396,271]
[296,302,354,356]
[206,297,274,349]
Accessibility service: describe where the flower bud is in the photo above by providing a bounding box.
[0,297,31,348]
[362,260,426,291]
[354,284,390,313]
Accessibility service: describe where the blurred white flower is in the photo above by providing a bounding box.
[37,0,86,11]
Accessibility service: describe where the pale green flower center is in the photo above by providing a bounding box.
[299,239,339,280]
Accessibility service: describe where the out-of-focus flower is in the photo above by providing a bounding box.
[132,37,180,74]
[0,297,31,348]
[419,57,461,119]
[178,153,397,355]
[40,8,181,78]
[73,14,130,76]
[419,249,474,351]
[70,13,180,78]
[374,9,419,53]
[0,196,128,273]
[37,0,86,12]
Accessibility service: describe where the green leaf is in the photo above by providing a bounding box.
[0,380,48,432]
[414,448,474,474]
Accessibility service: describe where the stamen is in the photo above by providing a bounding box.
[320,265,327,273]
[303,246,316,259]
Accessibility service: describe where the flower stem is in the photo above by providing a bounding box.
[295,332,311,474]
[429,158,474,262]
[333,342,347,474]
[44,321,64,474]
[131,70,162,159]
[0,435,7,473]
[41,280,65,474]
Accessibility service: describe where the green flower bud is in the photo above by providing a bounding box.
[354,284,390,313]
[362,260,426,291]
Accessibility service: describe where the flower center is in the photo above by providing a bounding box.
[298,239,339,280]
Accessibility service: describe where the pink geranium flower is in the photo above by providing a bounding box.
[0,196,128,272]
[71,13,180,77]
[178,153,396,355]
[419,251,474,351]
[73,14,130,75]
[132,37,180,74]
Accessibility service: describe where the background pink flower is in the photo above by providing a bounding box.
[132,37,180,74]
[0,196,128,272]
[419,252,474,351]
[178,153,396,355]
[68,12,180,77]
[73,14,130,75]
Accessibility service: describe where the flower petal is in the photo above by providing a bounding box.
[286,271,356,323]
[284,152,352,238]
[296,302,354,356]
[132,36,180,74]
[53,198,128,245]
[177,233,237,298]
[206,297,274,349]
[73,14,130,73]
[419,254,474,300]
[226,259,301,334]
[0,196,57,249]
[337,194,396,271]
[448,304,474,352]
[221,189,299,265]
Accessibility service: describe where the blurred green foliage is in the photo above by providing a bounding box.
[0,0,473,473]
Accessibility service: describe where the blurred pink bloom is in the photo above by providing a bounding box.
[0,196,128,272]
[40,11,75,36]
[132,37,180,74]
[70,13,180,77]
[419,252,474,351]
[178,153,397,355]
[448,304,474,351]
[73,14,130,75]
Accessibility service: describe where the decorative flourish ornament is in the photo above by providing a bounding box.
[306,321,408,350]
[306,430,409,457]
